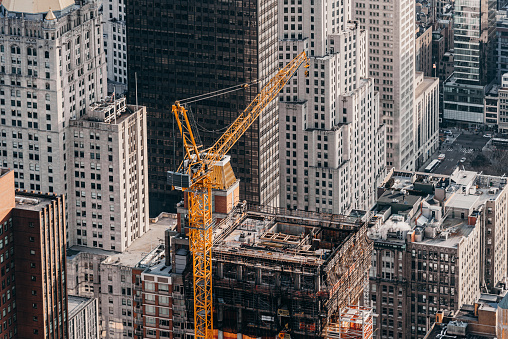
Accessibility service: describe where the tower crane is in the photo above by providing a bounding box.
[169,51,308,339]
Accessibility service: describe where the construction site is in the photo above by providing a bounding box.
[206,204,373,339]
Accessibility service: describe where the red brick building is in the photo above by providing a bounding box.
[133,244,175,339]
[0,168,67,338]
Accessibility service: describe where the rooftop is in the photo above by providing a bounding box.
[425,322,495,339]
[213,206,365,267]
[415,76,438,98]
[415,219,475,249]
[102,216,175,267]
[450,170,477,187]
[69,214,176,267]
[445,193,479,210]
[14,191,59,211]
[77,97,141,125]
[377,190,422,208]
[142,258,172,277]
[68,295,94,318]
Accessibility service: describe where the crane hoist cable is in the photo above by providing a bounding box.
[179,79,260,105]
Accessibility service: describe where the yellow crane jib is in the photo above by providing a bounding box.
[168,51,308,339]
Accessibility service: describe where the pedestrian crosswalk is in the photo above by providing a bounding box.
[461,148,474,154]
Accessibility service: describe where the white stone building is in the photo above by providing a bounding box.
[413,72,439,169]
[66,215,174,338]
[353,0,416,170]
[0,0,106,192]
[68,97,149,251]
[278,0,386,214]
[102,0,127,94]
[497,74,508,133]
[68,295,100,339]
[0,0,107,246]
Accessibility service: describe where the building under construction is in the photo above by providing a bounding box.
[209,205,373,339]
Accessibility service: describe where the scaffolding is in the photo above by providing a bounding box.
[210,206,373,339]
[324,306,373,339]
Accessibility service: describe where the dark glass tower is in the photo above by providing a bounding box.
[126,0,279,215]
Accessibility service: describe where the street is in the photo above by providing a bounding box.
[419,128,489,175]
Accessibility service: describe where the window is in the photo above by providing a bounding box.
[145,281,155,292]
[158,284,169,293]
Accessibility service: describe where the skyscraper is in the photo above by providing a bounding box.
[126,0,279,214]
[103,0,128,94]
[353,0,416,170]
[443,0,496,124]
[0,0,107,249]
[68,97,149,252]
[277,0,386,213]
[0,168,68,338]
[0,0,107,195]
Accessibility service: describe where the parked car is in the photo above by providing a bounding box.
[438,154,446,161]
[483,134,493,138]
[460,157,466,163]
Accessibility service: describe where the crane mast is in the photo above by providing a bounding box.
[170,51,308,339]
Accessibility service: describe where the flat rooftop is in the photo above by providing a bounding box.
[69,214,176,267]
[425,322,495,339]
[450,170,477,187]
[378,190,421,207]
[416,219,475,248]
[68,295,94,318]
[415,76,438,98]
[14,192,59,211]
[445,193,479,210]
[142,258,172,277]
[102,216,175,267]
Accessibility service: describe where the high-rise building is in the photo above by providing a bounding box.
[415,25,433,77]
[497,14,508,82]
[369,168,508,338]
[443,0,497,125]
[212,206,372,339]
[0,169,19,338]
[277,0,386,213]
[354,0,416,170]
[498,74,508,133]
[0,0,109,251]
[0,0,107,194]
[68,296,100,339]
[68,97,149,251]
[126,0,279,215]
[0,168,68,338]
[103,0,128,94]
[413,72,439,169]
